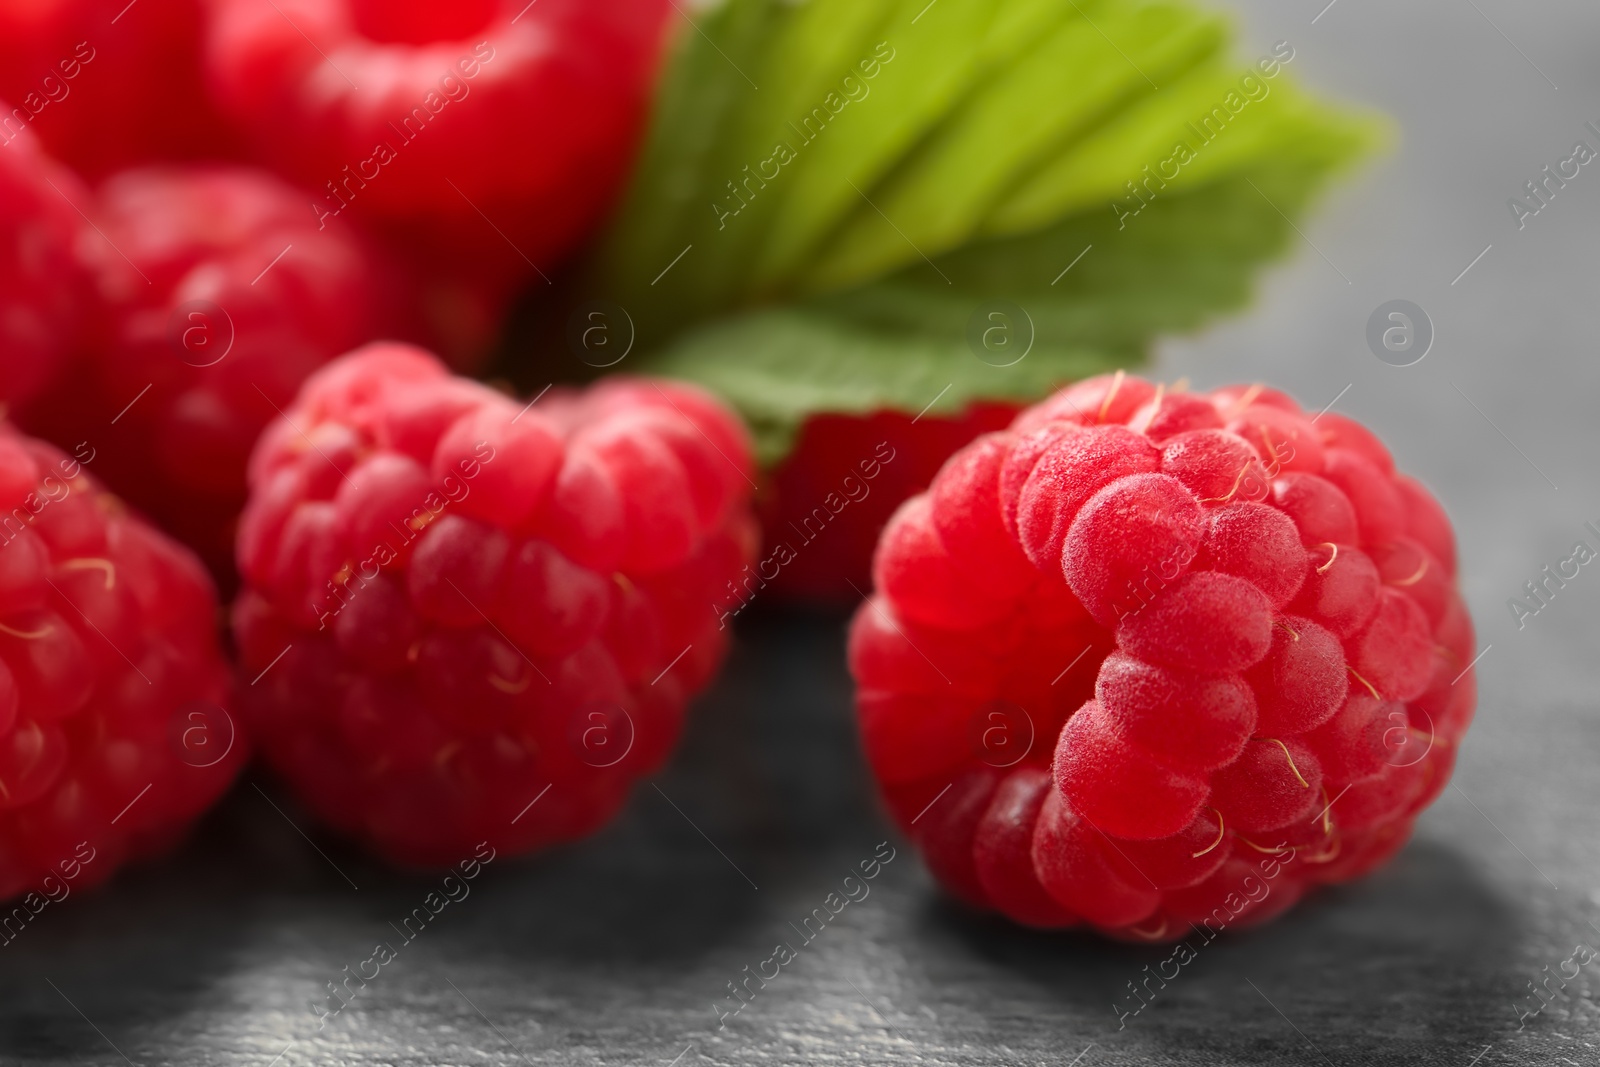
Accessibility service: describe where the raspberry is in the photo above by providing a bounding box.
[0,0,239,176]
[201,0,671,299]
[233,344,756,867]
[757,403,1020,605]
[849,372,1475,938]
[17,164,402,586]
[0,118,90,409]
[0,423,243,904]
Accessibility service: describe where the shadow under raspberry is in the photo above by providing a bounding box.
[919,835,1520,1065]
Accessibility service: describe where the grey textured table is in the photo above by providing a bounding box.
[6,1,1600,1064]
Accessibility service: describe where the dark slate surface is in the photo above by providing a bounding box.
[1,611,1597,1067]
[6,0,1600,1064]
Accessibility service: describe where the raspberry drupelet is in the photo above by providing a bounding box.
[232,344,757,867]
[849,373,1474,939]
[0,424,243,904]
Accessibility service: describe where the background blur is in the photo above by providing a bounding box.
[4,0,1599,1065]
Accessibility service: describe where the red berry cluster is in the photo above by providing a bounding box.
[0,0,1475,943]
[0,427,243,904]
[18,165,401,582]
[2,0,674,583]
[850,373,1475,939]
[0,0,705,900]
[233,345,756,866]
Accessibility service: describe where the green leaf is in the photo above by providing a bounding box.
[647,158,1355,465]
[586,0,1386,464]
[644,309,1132,467]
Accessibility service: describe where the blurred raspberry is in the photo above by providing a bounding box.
[0,423,243,904]
[0,0,240,176]
[201,0,673,350]
[233,343,756,867]
[17,164,404,587]
[0,116,88,409]
[758,403,1020,606]
[850,373,1474,939]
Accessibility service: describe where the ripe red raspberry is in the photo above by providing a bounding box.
[18,164,403,586]
[233,344,756,867]
[0,118,90,409]
[758,403,1020,606]
[0,423,243,904]
[201,0,671,291]
[0,0,240,177]
[849,373,1474,939]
